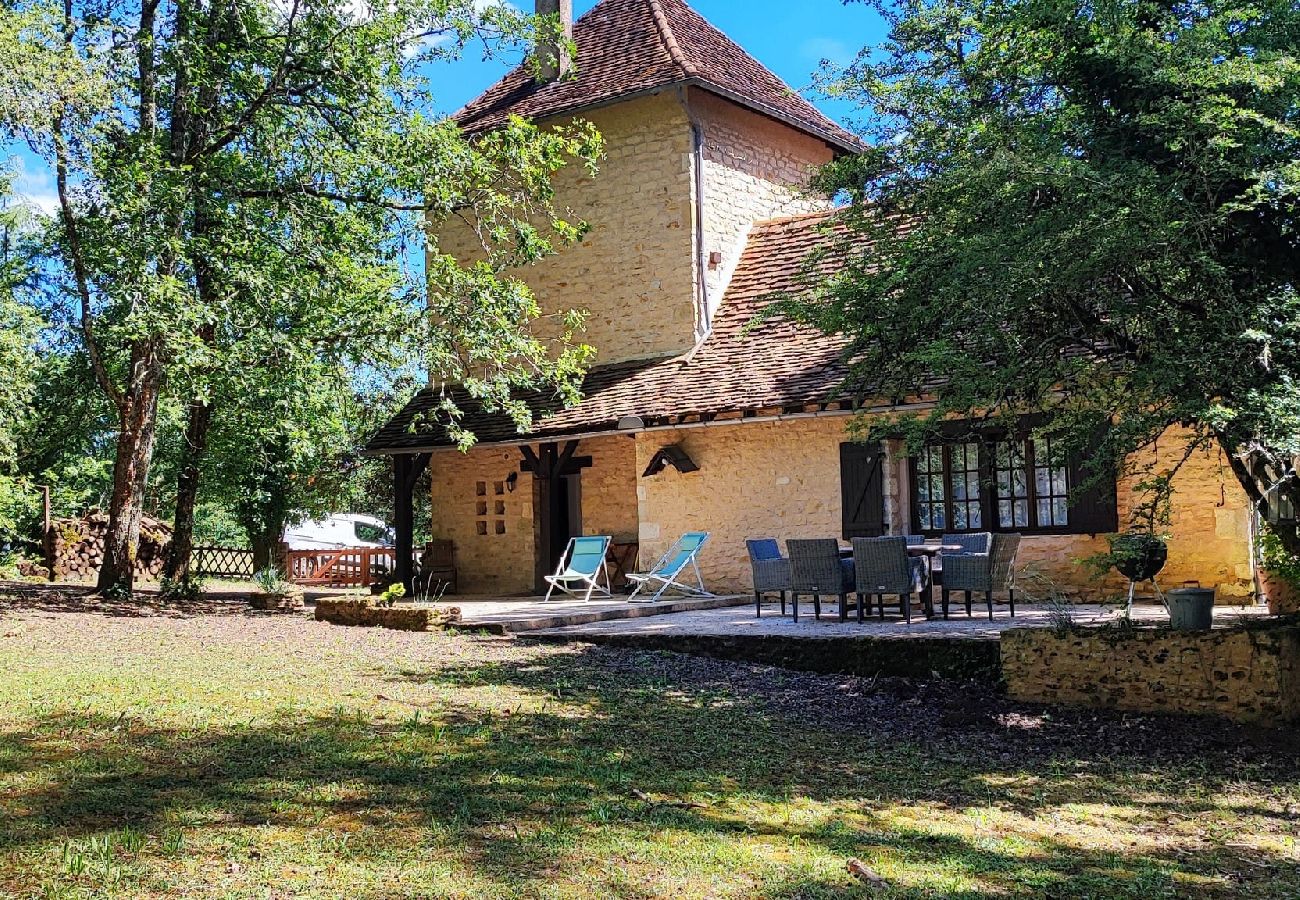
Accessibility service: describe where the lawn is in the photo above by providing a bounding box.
[1,584,1297,899]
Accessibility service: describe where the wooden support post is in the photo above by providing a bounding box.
[392,453,431,592]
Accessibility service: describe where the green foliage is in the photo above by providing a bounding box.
[251,567,289,595]
[793,0,1300,547]
[375,581,406,608]
[158,574,206,602]
[1258,524,1300,590]
[0,0,606,585]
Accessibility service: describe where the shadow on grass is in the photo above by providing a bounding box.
[1,641,1298,897]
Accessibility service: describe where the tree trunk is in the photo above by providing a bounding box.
[251,529,284,575]
[96,345,164,595]
[163,398,214,581]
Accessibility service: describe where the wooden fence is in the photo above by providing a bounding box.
[285,548,400,587]
[192,545,256,579]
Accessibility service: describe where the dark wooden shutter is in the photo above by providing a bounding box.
[1067,428,1118,534]
[840,441,886,539]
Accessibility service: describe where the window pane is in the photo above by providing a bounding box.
[968,503,982,528]
[954,504,967,529]
[919,505,932,530]
[954,477,967,501]
[1015,500,1029,527]
[1037,499,1052,525]
[932,506,946,529]
[998,499,1012,527]
[1053,497,1069,526]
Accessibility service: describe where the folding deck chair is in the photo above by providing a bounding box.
[544,535,613,602]
[626,531,713,603]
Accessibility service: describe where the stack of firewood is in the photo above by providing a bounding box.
[50,510,172,581]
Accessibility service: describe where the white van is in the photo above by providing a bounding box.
[283,514,394,550]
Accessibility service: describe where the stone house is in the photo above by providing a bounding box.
[366,0,1255,602]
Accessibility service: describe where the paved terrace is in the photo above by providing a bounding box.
[526,601,1269,639]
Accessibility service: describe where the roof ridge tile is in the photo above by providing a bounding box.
[647,0,695,77]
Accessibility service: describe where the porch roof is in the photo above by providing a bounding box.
[364,210,865,455]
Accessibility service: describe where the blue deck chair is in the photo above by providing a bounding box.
[626,531,713,603]
[544,535,612,602]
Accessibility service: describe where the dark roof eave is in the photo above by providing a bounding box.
[456,76,865,156]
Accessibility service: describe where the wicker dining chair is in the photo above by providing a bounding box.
[905,534,926,546]
[786,538,854,623]
[851,536,926,624]
[941,533,1022,619]
[746,538,790,618]
[941,532,992,555]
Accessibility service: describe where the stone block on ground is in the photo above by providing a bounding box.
[314,597,462,632]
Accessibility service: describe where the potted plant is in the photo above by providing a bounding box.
[250,567,304,611]
[1257,525,1300,615]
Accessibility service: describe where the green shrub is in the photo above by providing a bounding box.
[252,567,290,595]
[375,582,406,608]
[1258,525,1300,590]
[159,575,206,602]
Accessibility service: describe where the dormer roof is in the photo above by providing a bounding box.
[454,0,864,154]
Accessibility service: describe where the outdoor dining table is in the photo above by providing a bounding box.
[840,542,964,619]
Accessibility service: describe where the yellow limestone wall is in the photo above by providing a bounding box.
[633,419,907,591]
[435,90,838,366]
[634,418,1254,601]
[1002,626,1300,724]
[435,92,698,364]
[1014,429,1254,601]
[426,444,537,596]
[688,88,835,322]
[427,434,638,595]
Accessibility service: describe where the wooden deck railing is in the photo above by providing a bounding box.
[285,548,410,587]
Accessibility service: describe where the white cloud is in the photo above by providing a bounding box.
[6,155,58,216]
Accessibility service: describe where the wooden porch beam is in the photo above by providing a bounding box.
[393,451,430,592]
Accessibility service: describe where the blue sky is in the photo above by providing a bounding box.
[428,0,887,120]
[6,0,887,213]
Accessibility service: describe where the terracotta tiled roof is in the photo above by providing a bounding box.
[364,210,862,453]
[454,0,864,153]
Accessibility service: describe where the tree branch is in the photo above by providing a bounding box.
[56,0,123,413]
[236,185,426,211]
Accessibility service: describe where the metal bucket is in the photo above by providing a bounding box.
[1167,586,1215,631]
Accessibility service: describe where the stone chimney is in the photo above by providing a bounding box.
[535,0,573,83]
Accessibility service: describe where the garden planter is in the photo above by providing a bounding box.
[314,597,461,631]
[250,587,304,611]
[1259,569,1300,615]
[1166,587,1215,631]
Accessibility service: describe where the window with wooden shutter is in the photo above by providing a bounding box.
[909,424,1117,536]
[840,441,886,539]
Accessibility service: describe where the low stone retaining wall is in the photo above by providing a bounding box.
[529,632,1004,682]
[314,598,462,632]
[1002,624,1300,724]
